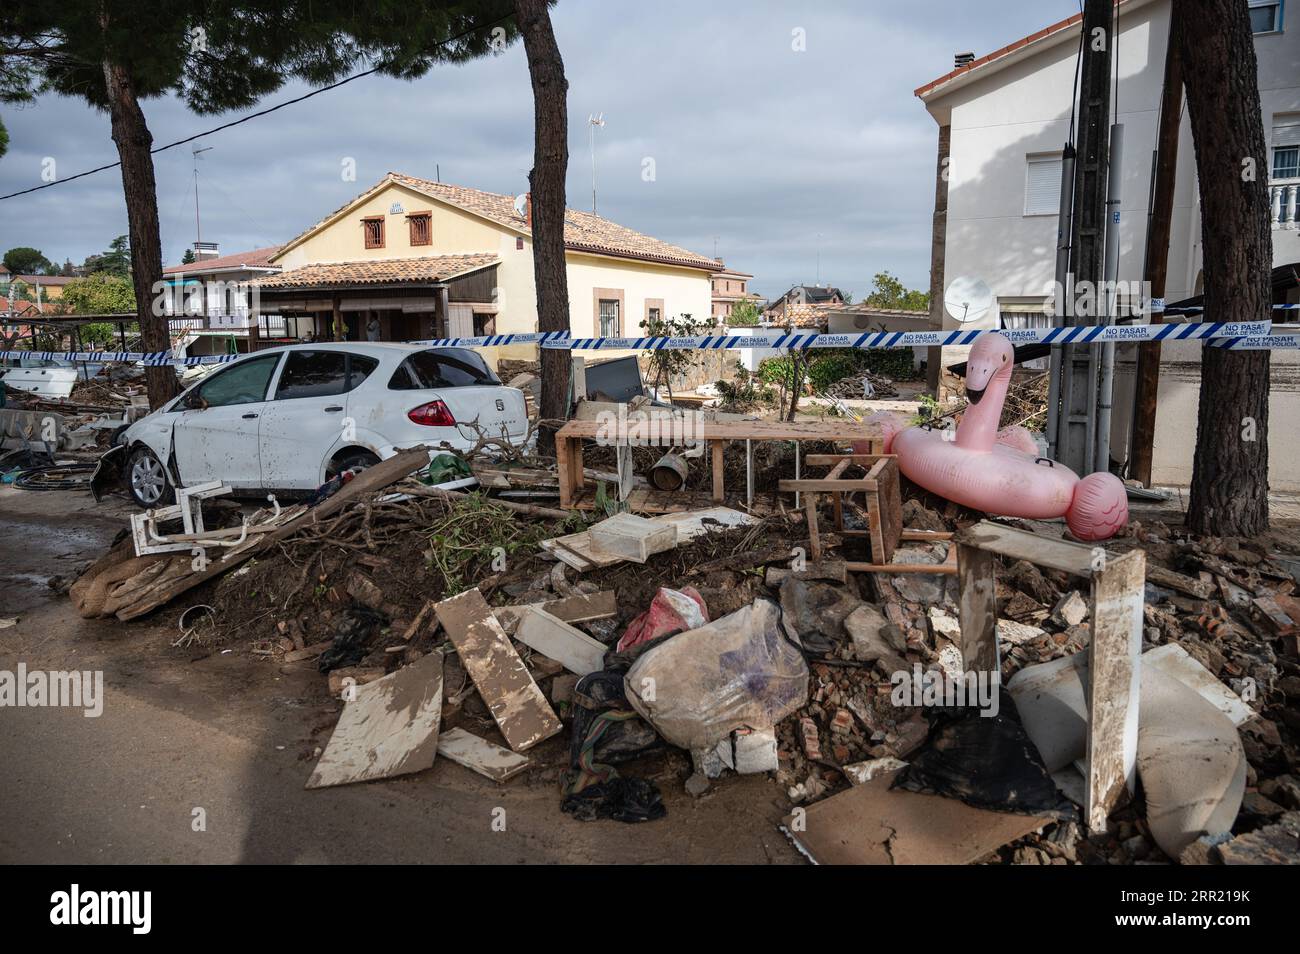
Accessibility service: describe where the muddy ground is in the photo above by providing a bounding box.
[0,484,802,864]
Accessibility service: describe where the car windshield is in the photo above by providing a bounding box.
[390,348,501,389]
[1,356,69,369]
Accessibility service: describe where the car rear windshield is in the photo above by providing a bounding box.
[388,348,501,390]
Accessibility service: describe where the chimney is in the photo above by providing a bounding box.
[525,193,532,228]
[193,241,220,262]
[954,51,975,69]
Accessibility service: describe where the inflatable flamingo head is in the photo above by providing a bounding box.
[964,333,1014,405]
[1066,471,1130,541]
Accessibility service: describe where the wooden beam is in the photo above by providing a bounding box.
[1084,549,1146,833]
[957,543,999,675]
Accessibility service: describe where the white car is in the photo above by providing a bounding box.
[118,342,528,508]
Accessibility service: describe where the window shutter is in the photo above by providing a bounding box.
[1274,113,1300,148]
[1025,156,1063,215]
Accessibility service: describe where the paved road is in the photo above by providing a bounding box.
[0,484,799,864]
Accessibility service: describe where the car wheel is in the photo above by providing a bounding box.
[327,450,380,480]
[127,446,174,509]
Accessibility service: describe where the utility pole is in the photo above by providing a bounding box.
[1129,17,1182,486]
[1051,0,1112,474]
[587,113,604,214]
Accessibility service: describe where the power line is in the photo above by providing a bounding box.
[0,13,512,203]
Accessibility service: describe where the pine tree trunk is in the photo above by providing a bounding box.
[1176,0,1273,536]
[515,0,570,455]
[102,59,179,411]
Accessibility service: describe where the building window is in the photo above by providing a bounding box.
[363,216,385,249]
[1277,145,1300,180]
[1024,154,1063,215]
[1249,1,1283,33]
[599,299,620,337]
[408,212,431,246]
[647,306,661,324]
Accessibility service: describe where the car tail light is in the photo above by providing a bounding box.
[407,400,457,427]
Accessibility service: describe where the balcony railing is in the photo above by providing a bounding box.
[1272,179,1299,229]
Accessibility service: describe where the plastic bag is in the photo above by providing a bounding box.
[615,586,708,653]
[624,599,809,754]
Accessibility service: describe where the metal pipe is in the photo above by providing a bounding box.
[1046,143,1076,460]
[1096,123,1125,475]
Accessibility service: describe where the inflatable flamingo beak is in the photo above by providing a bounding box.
[965,363,995,405]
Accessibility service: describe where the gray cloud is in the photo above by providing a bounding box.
[0,0,1077,301]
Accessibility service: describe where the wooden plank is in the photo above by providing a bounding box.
[711,439,725,503]
[555,431,575,509]
[433,589,562,752]
[875,457,902,565]
[845,560,958,576]
[825,459,851,480]
[1145,563,1214,599]
[805,491,822,563]
[306,651,444,789]
[513,606,609,676]
[779,478,878,492]
[804,453,897,466]
[1084,549,1145,833]
[954,520,1102,578]
[436,727,532,782]
[957,543,999,675]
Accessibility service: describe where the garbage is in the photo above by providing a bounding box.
[891,691,1073,818]
[436,727,532,783]
[782,768,1057,865]
[513,606,609,676]
[561,669,667,823]
[433,588,562,752]
[306,651,444,789]
[588,511,678,563]
[624,599,809,763]
[615,586,708,653]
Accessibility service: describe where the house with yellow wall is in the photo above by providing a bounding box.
[256,173,720,352]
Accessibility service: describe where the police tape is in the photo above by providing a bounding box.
[538,320,1281,351]
[2,321,1297,366]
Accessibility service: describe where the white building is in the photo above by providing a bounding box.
[916,0,1300,489]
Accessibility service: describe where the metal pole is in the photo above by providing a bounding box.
[1095,123,1125,474]
[1046,144,1076,460]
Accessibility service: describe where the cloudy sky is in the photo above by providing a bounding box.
[0,0,1079,301]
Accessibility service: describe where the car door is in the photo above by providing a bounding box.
[172,352,283,488]
[258,349,378,488]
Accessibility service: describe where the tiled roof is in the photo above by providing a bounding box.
[165,246,283,275]
[913,1,1130,99]
[279,173,722,272]
[767,303,832,328]
[7,273,75,285]
[255,254,498,290]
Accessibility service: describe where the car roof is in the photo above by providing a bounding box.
[238,341,466,360]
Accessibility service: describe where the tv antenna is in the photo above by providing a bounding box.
[587,113,605,214]
[192,143,214,249]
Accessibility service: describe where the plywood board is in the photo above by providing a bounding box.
[306,651,444,789]
[434,588,562,752]
[782,770,1051,865]
[541,507,757,571]
[513,606,609,676]
[955,520,1103,578]
[436,727,532,782]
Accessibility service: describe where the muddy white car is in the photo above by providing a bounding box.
[115,343,528,508]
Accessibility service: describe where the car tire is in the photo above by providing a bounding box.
[327,449,380,480]
[127,445,174,509]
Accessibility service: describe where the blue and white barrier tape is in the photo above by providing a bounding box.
[3,321,1297,366]
[540,320,1279,351]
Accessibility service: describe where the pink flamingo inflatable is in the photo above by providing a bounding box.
[870,334,1128,541]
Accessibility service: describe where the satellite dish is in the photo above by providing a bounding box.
[944,276,994,324]
[513,193,529,220]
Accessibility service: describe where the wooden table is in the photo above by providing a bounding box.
[553,418,884,510]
